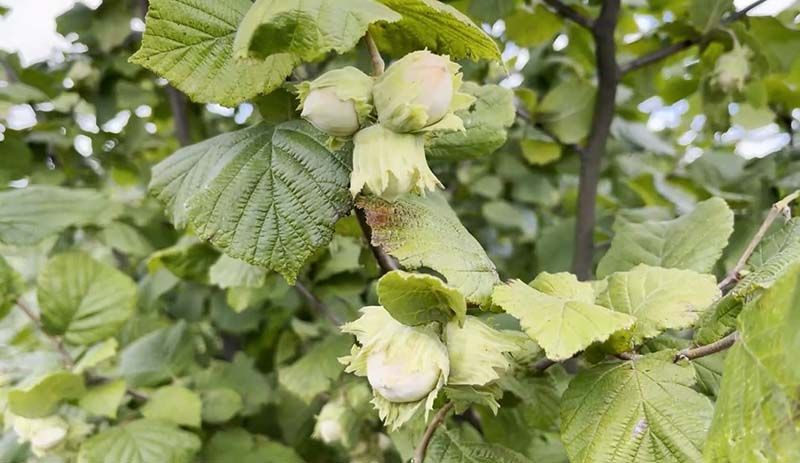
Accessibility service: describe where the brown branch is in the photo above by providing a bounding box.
[531,357,558,372]
[676,331,739,362]
[166,86,192,147]
[364,31,385,76]
[620,0,769,75]
[718,190,800,290]
[294,281,343,326]
[541,0,594,30]
[413,402,454,463]
[571,0,620,281]
[356,207,399,274]
[16,299,74,369]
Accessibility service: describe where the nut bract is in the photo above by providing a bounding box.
[297,66,374,137]
[350,124,441,199]
[339,306,449,430]
[373,51,475,133]
[445,316,524,386]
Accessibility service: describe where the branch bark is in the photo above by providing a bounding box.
[166,86,192,147]
[541,0,594,30]
[571,0,621,280]
[676,331,739,362]
[413,402,454,463]
[356,207,399,274]
[718,190,800,290]
[620,0,769,75]
[294,280,344,326]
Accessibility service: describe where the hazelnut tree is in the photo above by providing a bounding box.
[1,0,800,462]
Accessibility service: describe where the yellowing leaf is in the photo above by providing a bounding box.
[492,276,635,361]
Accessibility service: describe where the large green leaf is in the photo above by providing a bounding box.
[426,428,532,463]
[377,270,467,326]
[8,371,86,418]
[597,197,734,278]
[77,419,200,463]
[695,217,800,344]
[598,265,720,344]
[277,335,350,403]
[208,254,268,289]
[560,354,713,463]
[426,83,515,159]
[149,121,352,283]
[193,353,272,416]
[703,262,800,461]
[37,252,137,345]
[689,0,732,33]
[357,193,499,305]
[0,186,119,246]
[492,275,635,361]
[130,0,296,106]
[119,321,195,387]
[370,0,501,61]
[234,0,400,61]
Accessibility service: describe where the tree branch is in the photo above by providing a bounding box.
[541,0,594,30]
[16,299,74,369]
[166,86,192,147]
[356,208,399,274]
[294,280,343,326]
[620,0,769,75]
[364,31,385,76]
[676,331,739,362]
[571,0,621,280]
[718,190,800,290]
[413,402,454,463]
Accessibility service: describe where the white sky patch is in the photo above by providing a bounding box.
[552,34,569,51]
[206,103,235,117]
[74,133,92,157]
[733,0,795,15]
[4,104,37,129]
[101,110,131,133]
[234,103,254,125]
[135,104,152,118]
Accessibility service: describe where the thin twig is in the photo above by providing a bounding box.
[541,0,594,30]
[294,281,343,326]
[413,402,454,463]
[531,357,558,372]
[356,207,399,274]
[166,86,192,147]
[620,0,769,75]
[16,299,74,368]
[675,331,739,362]
[364,31,385,75]
[718,190,800,290]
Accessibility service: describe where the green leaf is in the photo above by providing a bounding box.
[150,121,352,283]
[377,270,467,326]
[505,5,563,47]
[119,321,195,387]
[0,186,120,246]
[193,353,272,416]
[141,385,202,428]
[201,388,244,424]
[74,338,119,373]
[426,83,516,160]
[520,139,562,166]
[203,428,304,463]
[0,255,23,319]
[703,263,800,461]
[426,428,533,463]
[209,254,268,289]
[77,419,200,463]
[357,193,499,305]
[695,217,800,344]
[536,79,596,144]
[99,221,154,258]
[278,335,351,403]
[79,379,127,419]
[492,275,635,361]
[370,0,501,61]
[560,355,713,463]
[130,0,296,106]
[37,252,137,345]
[597,197,734,278]
[234,0,400,61]
[147,238,220,283]
[690,0,732,33]
[598,265,720,344]
[8,371,86,418]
